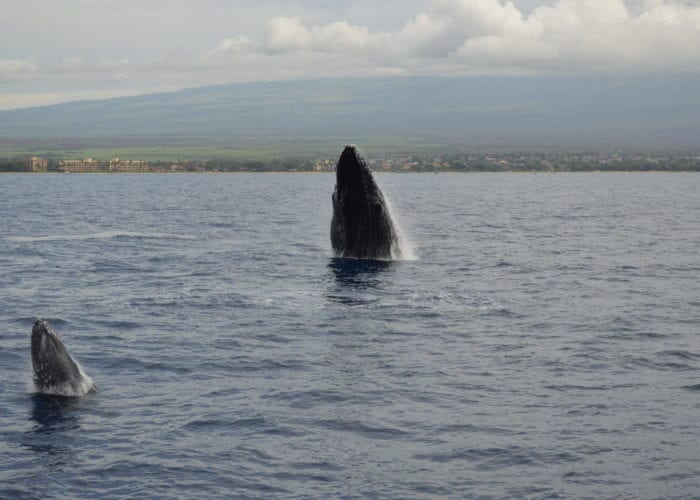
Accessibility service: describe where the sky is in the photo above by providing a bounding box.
[1,0,700,110]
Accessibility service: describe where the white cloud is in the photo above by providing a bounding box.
[0,58,38,82]
[262,17,375,55]
[309,21,373,53]
[265,17,314,52]
[197,0,700,80]
[514,0,700,71]
[246,0,700,74]
[3,0,700,108]
[209,36,253,56]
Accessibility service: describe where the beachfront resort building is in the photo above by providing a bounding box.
[20,157,48,172]
[61,158,149,173]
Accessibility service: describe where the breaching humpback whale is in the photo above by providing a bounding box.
[330,145,400,260]
[31,319,95,396]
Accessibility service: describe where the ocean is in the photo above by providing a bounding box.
[1,172,698,498]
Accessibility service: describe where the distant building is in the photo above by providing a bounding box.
[61,158,109,173]
[20,157,48,172]
[110,158,149,172]
[61,158,149,173]
[314,160,334,172]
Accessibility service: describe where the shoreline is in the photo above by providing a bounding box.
[2,170,698,175]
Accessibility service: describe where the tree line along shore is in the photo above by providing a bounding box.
[2,151,699,173]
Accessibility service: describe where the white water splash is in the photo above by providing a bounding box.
[384,195,418,261]
[8,231,196,242]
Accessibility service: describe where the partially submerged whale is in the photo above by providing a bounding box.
[330,145,400,260]
[31,319,95,396]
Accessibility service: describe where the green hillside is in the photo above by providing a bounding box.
[1,75,699,149]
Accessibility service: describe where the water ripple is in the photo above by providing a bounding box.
[1,172,698,498]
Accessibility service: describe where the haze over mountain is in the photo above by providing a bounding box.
[1,75,699,148]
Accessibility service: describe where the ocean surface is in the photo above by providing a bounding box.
[0,172,698,498]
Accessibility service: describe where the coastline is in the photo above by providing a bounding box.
[2,170,698,175]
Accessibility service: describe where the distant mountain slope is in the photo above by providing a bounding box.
[1,76,699,146]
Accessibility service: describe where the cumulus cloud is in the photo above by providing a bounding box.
[506,0,700,71]
[242,0,700,74]
[265,17,314,52]
[264,17,373,53]
[0,58,38,82]
[209,36,253,56]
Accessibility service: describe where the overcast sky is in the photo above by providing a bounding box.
[2,0,699,109]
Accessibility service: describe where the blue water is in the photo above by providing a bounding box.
[1,172,698,498]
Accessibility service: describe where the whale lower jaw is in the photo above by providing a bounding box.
[35,374,96,397]
[331,211,400,260]
[33,359,96,397]
[332,239,398,260]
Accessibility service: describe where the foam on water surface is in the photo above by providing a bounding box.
[7,231,195,242]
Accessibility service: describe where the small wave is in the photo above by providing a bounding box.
[623,356,696,372]
[264,389,362,409]
[183,417,256,432]
[91,260,147,273]
[436,423,523,436]
[7,231,196,242]
[106,357,192,375]
[414,446,580,469]
[495,260,515,267]
[636,332,667,340]
[681,384,700,392]
[653,472,698,482]
[89,320,143,330]
[206,387,242,397]
[545,384,613,392]
[658,350,700,361]
[604,331,668,342]
[478,307,523,318]
[562,470,602,482]
[316,419,409,440]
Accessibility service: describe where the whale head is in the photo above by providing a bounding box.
[31,319,94,396]
[331,145,398,260]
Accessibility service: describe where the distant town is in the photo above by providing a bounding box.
[2,150,700,173]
